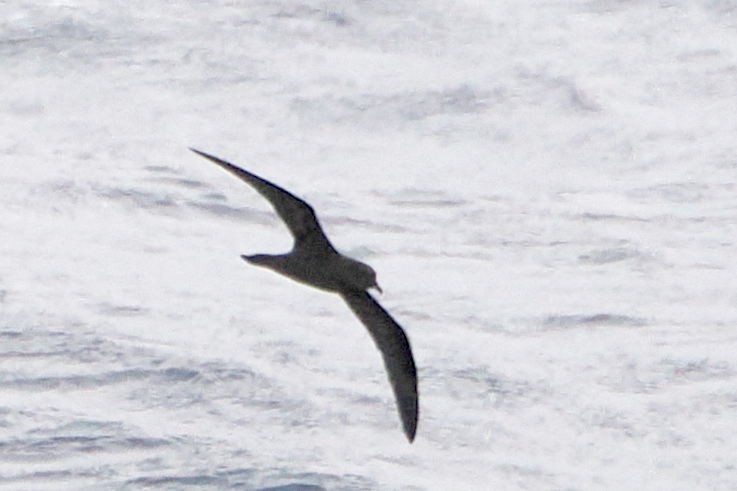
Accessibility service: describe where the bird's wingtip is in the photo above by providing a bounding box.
[403,414,418,443]
[189,147,227,167]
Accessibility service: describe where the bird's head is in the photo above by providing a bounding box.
[354,261,383,294]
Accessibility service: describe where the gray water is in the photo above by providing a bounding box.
[2,1,737,489]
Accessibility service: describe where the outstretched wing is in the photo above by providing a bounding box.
[341,290,418,442]
[190,148,335,252]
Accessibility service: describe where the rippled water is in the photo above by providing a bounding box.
[2,1,737,490]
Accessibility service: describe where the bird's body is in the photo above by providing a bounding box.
[191,148,418,442]
[243,252,379,293]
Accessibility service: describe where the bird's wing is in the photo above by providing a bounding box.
[341,290,418,442]
[190,148,336,252]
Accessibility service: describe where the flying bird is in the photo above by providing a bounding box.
[190,148,418,442]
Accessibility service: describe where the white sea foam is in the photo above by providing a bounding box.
[2,1,737,489]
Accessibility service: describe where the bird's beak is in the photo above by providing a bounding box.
[373,283,383,294]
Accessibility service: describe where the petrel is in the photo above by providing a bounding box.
[190,148,418,443]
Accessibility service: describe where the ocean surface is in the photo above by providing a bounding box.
[2,1,737,489]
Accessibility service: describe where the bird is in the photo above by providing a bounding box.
[190,148,418,443]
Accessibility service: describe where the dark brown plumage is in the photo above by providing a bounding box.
[191,148,418,442]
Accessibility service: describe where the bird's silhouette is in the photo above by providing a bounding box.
[191,148,418,442]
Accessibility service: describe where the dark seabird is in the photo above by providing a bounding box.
[190,148,418,443]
